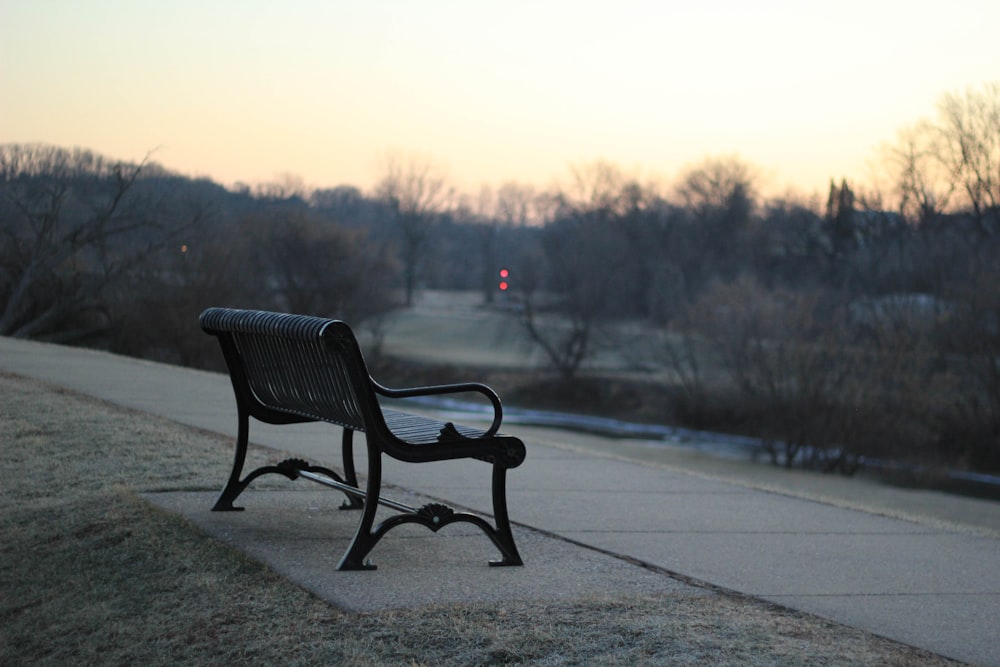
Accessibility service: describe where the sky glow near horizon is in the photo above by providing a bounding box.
[1,0,997,199]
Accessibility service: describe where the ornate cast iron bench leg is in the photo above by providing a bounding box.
[336,440,384,570]
[335,439,524,570]
[213,411,364,513]
[487,462,523,566]
[339,429,364,510]
[213,409,251,511]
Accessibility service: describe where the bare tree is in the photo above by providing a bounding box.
[109,225,249,368]
[510,164,623,379]
[752,195,826,289]
[469,182,540,303]
[678,277,942,472]
[495,181,538,227]
[517,214,626,380]
[674,155,759,282]
[935,82,1000,235]
[879,123,954,227]
[254,172,310,201]
[453,186,502,305]
[253,213,397,321]
[675,155,758,220]
[373,150,452,306]
[560,159,629,219]
[941,252,1000,472]
[875,82,999,235]
[0,143,202,340]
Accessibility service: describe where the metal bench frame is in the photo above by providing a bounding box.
[200,307,525,570]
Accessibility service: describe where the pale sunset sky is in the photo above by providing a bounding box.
[2,0,997,197]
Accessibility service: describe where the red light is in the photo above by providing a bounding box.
[498,281,509,291]
[499,268,509,278]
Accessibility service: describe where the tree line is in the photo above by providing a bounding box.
[2,82,997,478]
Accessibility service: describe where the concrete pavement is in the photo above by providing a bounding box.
[2,336,998,665]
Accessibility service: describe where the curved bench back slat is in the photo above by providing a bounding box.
[200,308,375,432]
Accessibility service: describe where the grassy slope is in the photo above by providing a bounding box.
[0,372,957,666]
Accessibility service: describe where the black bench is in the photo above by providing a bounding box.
[200,307,526,570]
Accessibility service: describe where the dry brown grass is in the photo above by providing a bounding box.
[0,371,959,666]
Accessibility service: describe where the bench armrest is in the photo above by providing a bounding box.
[372,380,503,437]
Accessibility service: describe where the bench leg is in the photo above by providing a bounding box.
[213,409,251,511]
[488,462,523,567]
[336,442,383,570]
[213,411,356,512]
[339,429,364,510]
[335,448,524,570]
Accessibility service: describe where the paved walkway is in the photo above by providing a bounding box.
[2,337,998,666]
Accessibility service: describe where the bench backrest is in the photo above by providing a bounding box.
[200,308,380,432]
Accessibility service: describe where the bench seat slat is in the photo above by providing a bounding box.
[382,409,485,444]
